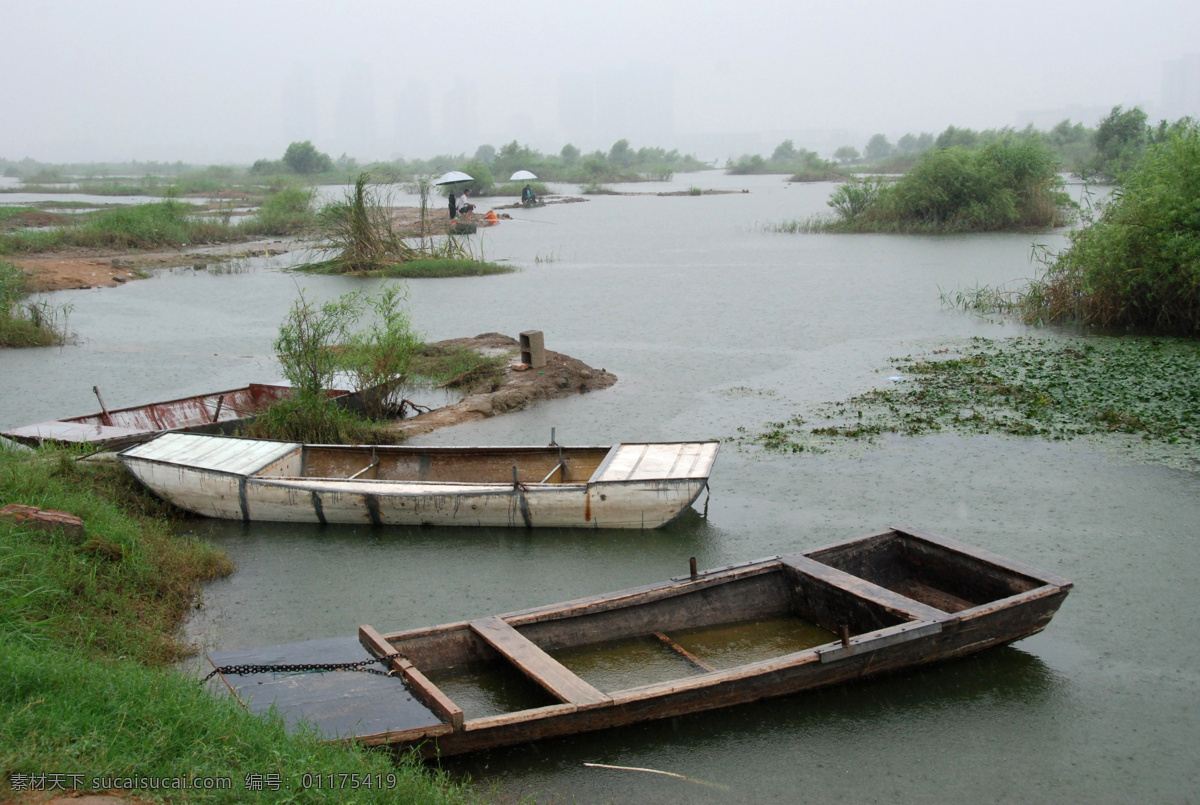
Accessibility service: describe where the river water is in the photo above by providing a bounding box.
[2,172,1197,802]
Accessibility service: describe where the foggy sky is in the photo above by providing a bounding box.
[3,0,1197,165]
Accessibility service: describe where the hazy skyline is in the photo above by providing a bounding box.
[3,0,1198,165]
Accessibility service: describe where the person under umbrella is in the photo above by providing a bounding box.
[459,189,476,216]
[448,191,457,220]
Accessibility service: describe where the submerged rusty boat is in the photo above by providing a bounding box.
[2,383,351,450]
[119,432,720,528]
[206,527,1072,756]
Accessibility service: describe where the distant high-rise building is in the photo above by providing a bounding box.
[281,66,318,144]
[394,80,433,158]
[336,66,378,159]
[440,78,479,153]
[1162,54,1200,120]
[557,65,675,150]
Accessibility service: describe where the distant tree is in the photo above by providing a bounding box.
[335,153,358,173]
[493,140,537,179]
[283,141,334,175]
[609,139,633,168]
[1091,105,1149,180]
[456,159,494,194]
[833,145,860,164]
[1047,119,1088,147]
[250,158,285,175]
[772,140,798,162]
[896,133,934,155]
[936,126,978,150]
[864,134,894,161]
[560,143,581,165]
[474,144,496,164]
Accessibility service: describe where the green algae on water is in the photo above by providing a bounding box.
[739,336,1200,458]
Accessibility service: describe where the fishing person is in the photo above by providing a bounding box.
[459,189,476,216]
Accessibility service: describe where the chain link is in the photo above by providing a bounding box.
[201,652,404,683]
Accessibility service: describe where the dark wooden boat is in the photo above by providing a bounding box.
[2,383,352,450]
[207,526,1071,756]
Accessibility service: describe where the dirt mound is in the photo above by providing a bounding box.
[390,333,617,438]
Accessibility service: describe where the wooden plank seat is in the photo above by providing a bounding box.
[470,615,610,705]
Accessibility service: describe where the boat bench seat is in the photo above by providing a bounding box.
[470,616,610,705]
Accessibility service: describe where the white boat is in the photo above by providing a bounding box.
[118,433,720,529]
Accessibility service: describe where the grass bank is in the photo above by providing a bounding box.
[0,446,473,803]
[737,336,1200,456]
[0,192,315,256]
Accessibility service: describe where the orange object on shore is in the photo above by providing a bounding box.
[484,210,498,221]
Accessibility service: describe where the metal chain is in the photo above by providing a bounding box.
[200,652,404,683]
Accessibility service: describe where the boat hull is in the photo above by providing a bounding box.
[119,433,719,529]
[208,527,1072,755]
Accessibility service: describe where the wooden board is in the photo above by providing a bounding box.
[470,616,610,705]
[591,442,720,482]
[124,432,299,475]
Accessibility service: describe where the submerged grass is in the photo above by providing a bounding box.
[0,446,474,803]
[0,259,72,347]
[298,258,512,278]
[736,336,1200,457]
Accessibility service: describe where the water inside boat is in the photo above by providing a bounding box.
[294,445,612,485]
[424,661,560,720]
[550,615,835,692]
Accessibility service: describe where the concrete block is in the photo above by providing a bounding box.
[520,330,546,368]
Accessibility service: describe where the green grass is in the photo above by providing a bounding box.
[0,260,71,347]
[0,206,39,222]
[1,641,469,804]
[0,201,246,255]
[411,344,508,392]
[0,446,474,803]
[239,395,400,444]
[241,187,317,236]
[735,336,1200,454]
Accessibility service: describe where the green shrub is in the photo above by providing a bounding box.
[1029,122,1200,333]
[811,139,1074,233]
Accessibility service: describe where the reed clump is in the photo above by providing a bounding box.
[308,172,484,274]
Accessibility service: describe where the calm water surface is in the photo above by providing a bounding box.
[2,172,1196,802]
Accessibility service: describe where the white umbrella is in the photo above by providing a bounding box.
[434,170,474,185]
[509,170,537,181]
